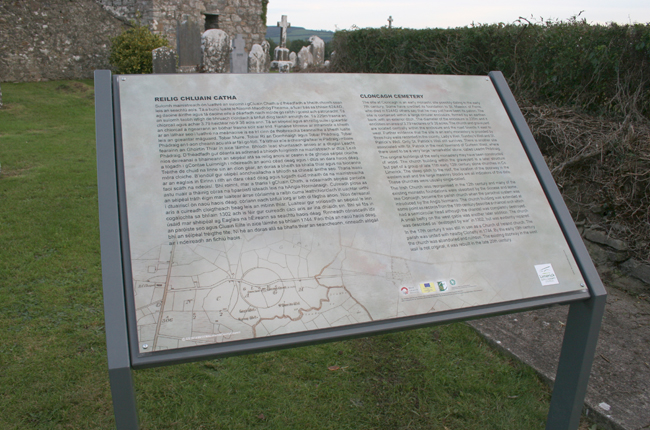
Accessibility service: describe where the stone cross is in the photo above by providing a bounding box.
[388,16,393,28]
[277,15,290,48]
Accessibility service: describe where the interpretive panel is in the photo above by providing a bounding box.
[115,74,586,354]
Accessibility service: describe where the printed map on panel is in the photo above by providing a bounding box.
[134,228,397,352]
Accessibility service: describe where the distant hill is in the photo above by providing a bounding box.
[266,26,334,43]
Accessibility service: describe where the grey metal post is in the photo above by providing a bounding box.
[546,295,606,429]
[488,71,607,430]
[95,70,139,429]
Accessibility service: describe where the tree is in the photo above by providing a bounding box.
[288,39,311,53]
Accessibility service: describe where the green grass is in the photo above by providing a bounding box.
[1,80,553,429]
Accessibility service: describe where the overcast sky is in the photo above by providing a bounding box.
[266,0,650,32]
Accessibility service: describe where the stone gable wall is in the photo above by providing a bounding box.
[210,0,267,52]
[0,0,127,82]
[1,0,266,82]
[97,0,267,52]
[96,0,154,24]
[151,0,266,53]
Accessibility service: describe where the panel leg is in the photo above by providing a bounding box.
[546,295,606,429]
[109,366,139,430]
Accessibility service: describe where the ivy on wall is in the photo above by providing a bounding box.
[261,0,269,25]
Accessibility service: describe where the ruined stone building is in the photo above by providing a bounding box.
[0,0,267,82]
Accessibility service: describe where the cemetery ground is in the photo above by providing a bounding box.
[0,80,615,430]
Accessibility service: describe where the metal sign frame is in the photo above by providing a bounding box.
[94,70,606,430]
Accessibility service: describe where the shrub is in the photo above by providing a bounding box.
[110,24,169,74]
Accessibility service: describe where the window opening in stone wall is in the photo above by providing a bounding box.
[204,14,219,31]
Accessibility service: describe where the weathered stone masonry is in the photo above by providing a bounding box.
[97,0,266,53]
[147,0,266,53]
[1,0,266,82]
[0,0,127,82]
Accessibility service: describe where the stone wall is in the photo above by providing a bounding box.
[1,0,266,82]
[151,0,266,53]
[580,224,650,295]
[0,0,127,82]
[96,0,267,52]
[213,0,266,52]
[96,0,153,24]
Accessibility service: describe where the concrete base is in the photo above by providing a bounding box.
[469,286,650,430]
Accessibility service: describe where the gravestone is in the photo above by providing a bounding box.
[309,36,325,66]
[152,46,177,74]
[289,51,297,69]
[201,29,230,73]
[274,46,290,62]
[248,44,266,73]
[176,18,202,73]
[261,40,271,71]
[270,15,292,71]
[230,34,248,74]
[297,46,313,70]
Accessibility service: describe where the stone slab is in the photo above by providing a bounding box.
[230,34,248,74]
[621,259,650,285]
[584,229,628,251]
[176,18,202,68]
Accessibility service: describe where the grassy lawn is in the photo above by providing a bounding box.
[1,80,558,429]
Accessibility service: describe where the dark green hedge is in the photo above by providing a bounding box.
[331,19,650,119]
